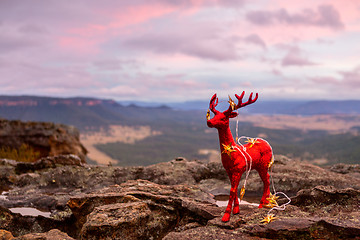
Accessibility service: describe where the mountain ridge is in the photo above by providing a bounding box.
[1,95,360,130]
[2,94,360,113]
[0,95,177,130]
[1,95,360,166]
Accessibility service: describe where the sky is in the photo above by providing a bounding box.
[0,0,359,102]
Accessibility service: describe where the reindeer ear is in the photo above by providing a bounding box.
[229,112,238,118]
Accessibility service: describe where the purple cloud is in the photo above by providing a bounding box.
[281,47,317,67]
[271,68,283,76]
[212,0,247,7]
[310,76,339,85]
[246,4,344,30]
[93,59,143,71]
[339,66,360,88]
[244,34,266,49]
[157,0,247,8]
[310,66,360,88]
[0,34,39,53]
[18,24,48,34]
[124,26,240,61]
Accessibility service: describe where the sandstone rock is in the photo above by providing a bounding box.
[1,156,360,239]
[244,218,360,239]
[15,155,83,174]
[68,179,220,239]
[0,166,15,192]
[2,177,360,239]
[0,205,77,238]
[238,185,360,239]
[291,185,360,221]
[0,229,14,240]
[292,185,359,206]
[0,164,119,212]
[242,155,360,196]
[2,155,359,215]
[132,156,360,197]
[329,163,360,179]
[163,226,255,240]
[125,156,360,199]
[0,119,87,162]
[329,163,360,174]
[80,202,155,240]
[164,183,360,240]
[131,158,212,185]
[0,159,18,167]
[14,229,74,240]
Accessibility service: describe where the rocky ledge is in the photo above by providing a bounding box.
[0,156,359,239]
[0,119,87,162]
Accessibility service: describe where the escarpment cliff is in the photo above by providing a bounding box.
[0,119,87,163]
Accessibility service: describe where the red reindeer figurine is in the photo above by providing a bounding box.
[207,91,273,222]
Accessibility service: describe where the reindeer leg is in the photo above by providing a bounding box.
[232,171,244,215]
[222,171,233,222]
[222,171,241,222]
[257,169,270,208]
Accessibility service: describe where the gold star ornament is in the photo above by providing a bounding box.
[245,138,260,148]
[268,156,274,170]
[206,109,210,121]
[222,143,235,158]
[260,213,277,224]
[228,95,236,111]
[264,193,279,208]
[239,186,246,200]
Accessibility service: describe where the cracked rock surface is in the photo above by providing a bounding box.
[0,157,359,239]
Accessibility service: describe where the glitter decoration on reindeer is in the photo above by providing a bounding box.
[206,91,290,223]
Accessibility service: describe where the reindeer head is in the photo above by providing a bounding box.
[207,91,258,129]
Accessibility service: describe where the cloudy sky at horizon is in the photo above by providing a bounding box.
[0,0,359,102]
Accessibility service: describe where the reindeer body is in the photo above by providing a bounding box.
[207,92,272,222]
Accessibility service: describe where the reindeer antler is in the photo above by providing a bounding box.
[209,93,220,114]
[235,91,258,109]
[224,91,258,115]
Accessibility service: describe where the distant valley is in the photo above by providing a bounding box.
[0,95,360,166]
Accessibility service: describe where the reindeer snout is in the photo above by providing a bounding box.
[207,120,214,128]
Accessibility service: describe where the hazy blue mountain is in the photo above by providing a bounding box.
[0,95,201,130]
[2,95,360,131]
[289,100,360,115]
[0,96,184,130]
[121,99,360,115]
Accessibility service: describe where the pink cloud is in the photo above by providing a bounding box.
[107,4,177,30]
[244,34,267,49]
[161,0,247,9]
[58,37,100,55]
[246,4,344,30]
[55,0,250,59]
[281,46,317,67]
[134,72,203,90]
[125,25,240,61]
[57,3,178,55]
[310,66,360,88]
[271,69,283,76]
[209,0,247,7]
[0,23,47,53]
[339,66,360,87]
[0,61,97,90]
[310,76,339,84]
[93,59,143,71]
